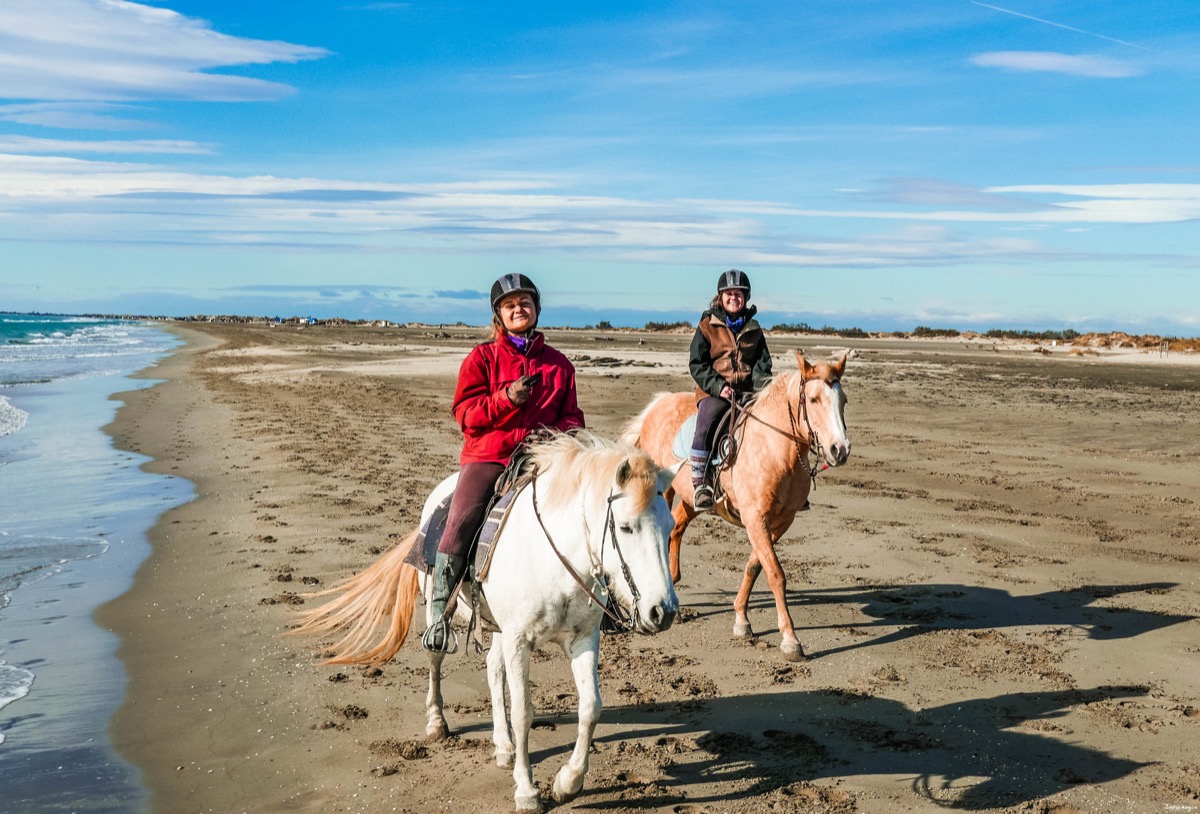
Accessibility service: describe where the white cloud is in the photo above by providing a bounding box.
[0,154,1196,274]
[970,51,1141,78]
[0,0,328,103]
[0,135,212,154]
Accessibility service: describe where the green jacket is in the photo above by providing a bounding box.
[689,304,772,400]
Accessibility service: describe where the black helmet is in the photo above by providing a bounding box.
[717,269,751,297]
[490,273,541,312]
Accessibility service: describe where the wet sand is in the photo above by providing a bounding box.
[98,323,1200,813]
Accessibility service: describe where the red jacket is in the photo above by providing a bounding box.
[452,332,586,465]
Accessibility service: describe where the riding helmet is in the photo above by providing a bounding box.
[490,273,541,312]
[717,269,751,297]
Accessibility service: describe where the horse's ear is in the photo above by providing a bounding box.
[795,351,814,378]
[832,350,848,378]
[658,461,684,492]
[616,459,633,488]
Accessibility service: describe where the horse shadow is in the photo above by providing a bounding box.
[678,580,1191,659]
[563,683,1151,810]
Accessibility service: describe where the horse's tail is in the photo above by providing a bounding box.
[288,530,422,666]
[620,392,672,447]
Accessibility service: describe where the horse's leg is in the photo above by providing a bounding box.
[668,499,697,584]
[501,633,540,812]
[425,649,450,739]
[551,632,600,804]
[732,549,762,640]
[744,522,804,661]
[487,640,515,768]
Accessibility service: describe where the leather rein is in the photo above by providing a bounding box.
[731,373,839,481]
[528,471,644,632]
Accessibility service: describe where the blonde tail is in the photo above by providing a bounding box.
[288,530,423,665]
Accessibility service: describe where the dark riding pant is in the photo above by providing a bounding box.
[437,461,505,557]
[689,396,731,488]
[691,396,730,451]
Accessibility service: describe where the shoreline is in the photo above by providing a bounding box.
[97,322,1200,813]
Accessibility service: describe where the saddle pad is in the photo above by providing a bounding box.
[473,481,524,581]
[672,414,725,466]
[403,491,454,570]
[400,480,524,580]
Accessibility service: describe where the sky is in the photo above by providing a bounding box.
[1,1,1198,333]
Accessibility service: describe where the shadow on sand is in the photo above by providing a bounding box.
[570,683,1150,810]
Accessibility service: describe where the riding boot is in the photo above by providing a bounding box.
[421,552,468,652]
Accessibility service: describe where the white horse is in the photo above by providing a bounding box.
[292,432,680,812]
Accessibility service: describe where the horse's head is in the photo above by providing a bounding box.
[796,350,851,467]
[604,453,680,635]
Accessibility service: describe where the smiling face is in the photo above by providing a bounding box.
[720,288,746,315]
[497,292,538,334]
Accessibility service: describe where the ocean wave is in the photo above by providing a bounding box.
[0,397,28,438]
[0,660,35,745]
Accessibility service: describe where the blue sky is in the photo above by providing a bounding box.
[1,1,1198,333]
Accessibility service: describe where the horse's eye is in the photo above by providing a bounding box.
[619,523,634,534]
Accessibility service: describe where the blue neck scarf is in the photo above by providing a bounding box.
[507,334,531,353]
[725,314,745,334]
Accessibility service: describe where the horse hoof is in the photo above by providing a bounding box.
[732,622,753,640]
[494,749,515,768]
[781,642,806,662]
[552,766,584,803]
[515,793,543,813]
[425,722,449,741]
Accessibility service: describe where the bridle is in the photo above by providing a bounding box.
[529,472,646,633]
[735,373,841,481]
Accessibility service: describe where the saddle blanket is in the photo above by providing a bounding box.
[402,482,524,581]
[672,414,726,466]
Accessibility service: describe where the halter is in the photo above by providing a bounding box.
[529,472,644,633]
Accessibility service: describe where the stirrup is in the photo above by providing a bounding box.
[693,484,715,511]
[420,619,459,653]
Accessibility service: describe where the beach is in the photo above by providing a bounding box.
[97,322,1200,813]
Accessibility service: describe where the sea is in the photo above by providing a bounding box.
[0,313,191,813]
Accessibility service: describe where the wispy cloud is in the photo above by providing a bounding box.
[0,102,156,130]
[2,153,1196,272]
[0,0,327,105]
[0,135,213,155]
[971,51,1141,78]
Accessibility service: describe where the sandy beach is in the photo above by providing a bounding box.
[97,322,1200,813]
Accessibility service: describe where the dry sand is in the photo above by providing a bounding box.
[97,323,1200,813]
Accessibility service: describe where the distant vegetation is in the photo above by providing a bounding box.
[771,322,869,338]
[643,320,692,331]
[912,325,961,338]
[984,328,1081,341]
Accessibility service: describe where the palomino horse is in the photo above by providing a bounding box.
[622,352,850,662]
[291,432,679,813]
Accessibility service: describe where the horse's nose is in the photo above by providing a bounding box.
[647,604,675,632]
[831,441,851,466]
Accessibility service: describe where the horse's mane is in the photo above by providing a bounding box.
[528,430,659,514]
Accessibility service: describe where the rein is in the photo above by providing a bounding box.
[529,471,641,632]
[736,374,835,481]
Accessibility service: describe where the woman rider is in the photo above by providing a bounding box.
[421,273,586,651]
[687,269,772,511]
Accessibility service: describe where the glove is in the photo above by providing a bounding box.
[522,427,556,447]
[506,374,538,405]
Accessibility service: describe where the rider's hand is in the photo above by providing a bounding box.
[719,385,734,400]
[507,374,538,405]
